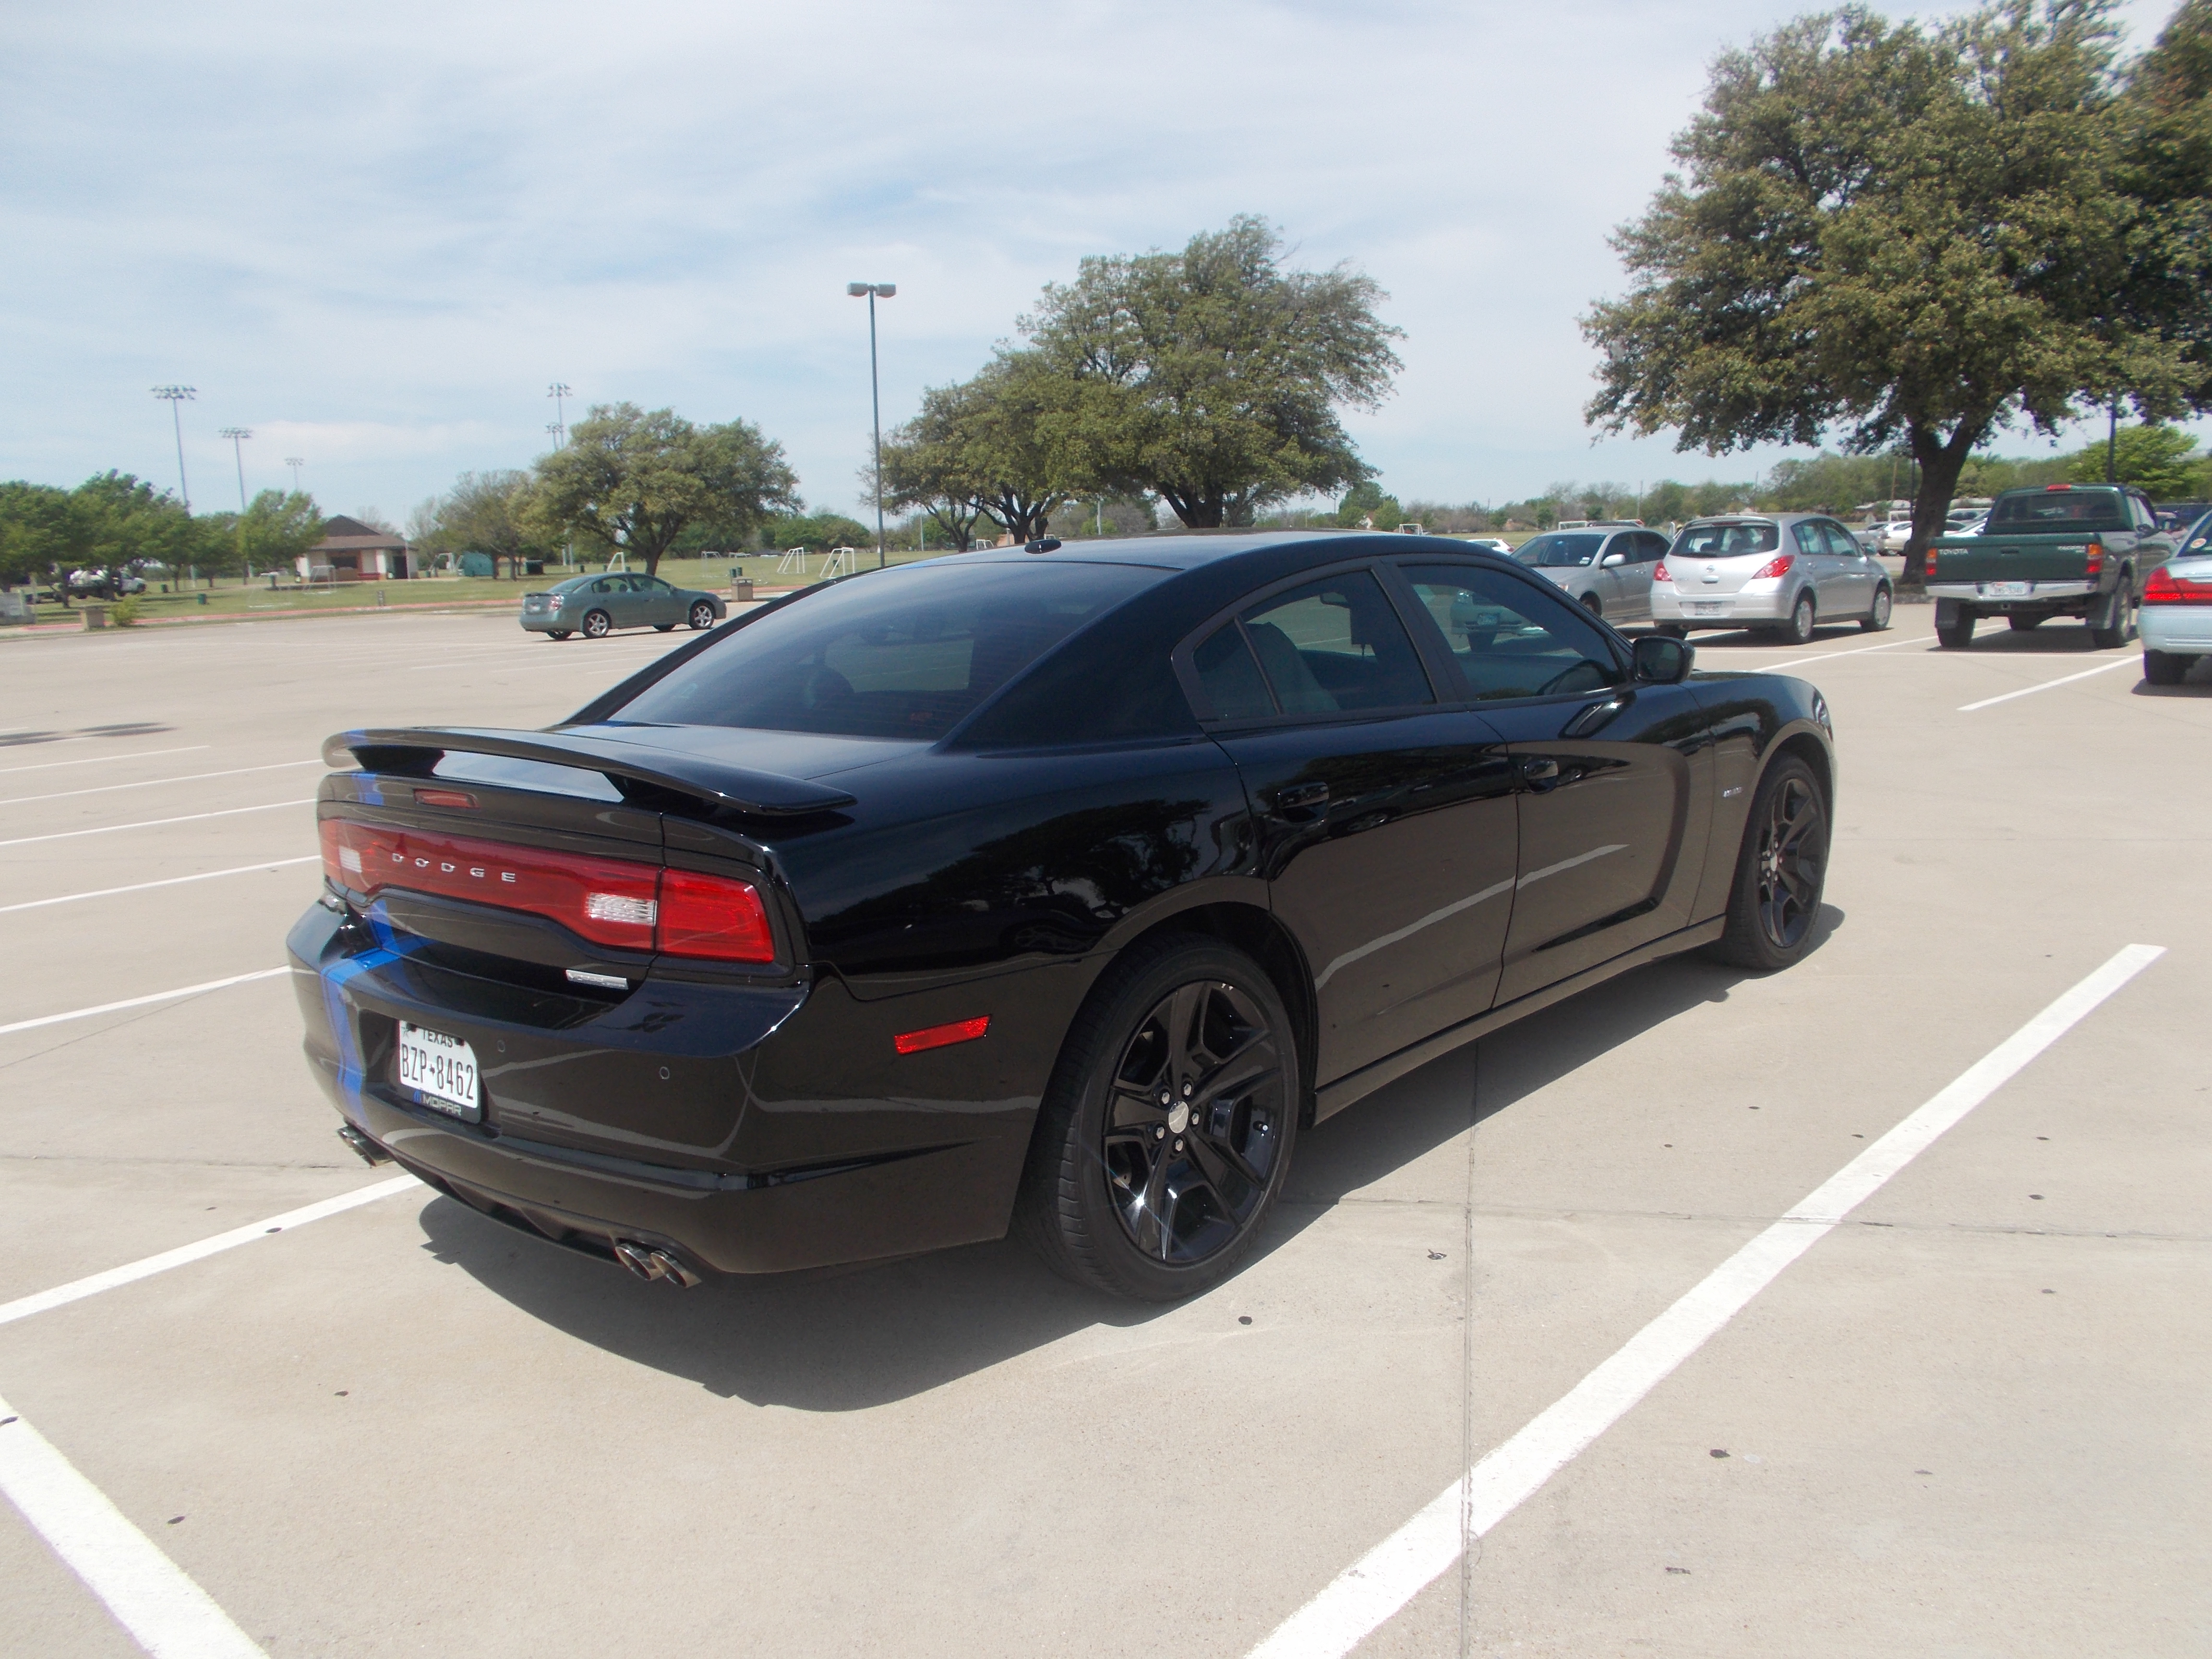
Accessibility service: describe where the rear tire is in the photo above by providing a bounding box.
[1859,586,1892,632]
[1779,590,1816,646]
[1710,755,1828,972]
[582,609,612,639]
[2143,649,2187,686]
[1937,612,1977,649]
[1018,935,1298,1301]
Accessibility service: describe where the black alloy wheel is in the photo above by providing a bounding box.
[689,601,716,630]
[1778,590,1817,646]
[1713,755,1827,971]
[581,609,613,639]
[1860,586,1893,632]
[1019,936,1298,1300]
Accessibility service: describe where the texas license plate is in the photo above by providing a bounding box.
[1690,601,1727,616]
[397,1022,481,1119]
[1982,581,2032,598]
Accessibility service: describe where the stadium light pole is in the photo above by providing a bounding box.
[548,382,571,448]
[846,282,896,567]
[285,456,305,493]
[219,427,253,511]
[153,386,196,509]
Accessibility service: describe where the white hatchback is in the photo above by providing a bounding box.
[1651,514,1894,645]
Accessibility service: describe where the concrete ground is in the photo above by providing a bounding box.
[0,605,2205,1658]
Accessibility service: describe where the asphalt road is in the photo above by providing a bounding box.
[0,607,2205,1658]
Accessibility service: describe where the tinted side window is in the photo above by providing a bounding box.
[1234,570,1432,715]
[1818,523,1861,558]
[1399,565,1622,702]
[1791,522,1826,556]
[1192,624,1274,720]
[1634,533,1667,562]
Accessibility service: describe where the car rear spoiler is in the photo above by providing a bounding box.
[320,726,857,816]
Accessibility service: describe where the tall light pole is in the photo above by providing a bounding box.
[153,386,196,509]
[846,281,896,567]
[285,456,305,494]
[547,382,571,448]
[219,427,253,510]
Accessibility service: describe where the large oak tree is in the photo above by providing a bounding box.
[1584,2,2197,585]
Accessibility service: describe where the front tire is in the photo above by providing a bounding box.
[1779,590,1816,646]
[1711,755,1828,972]
[2143,649,2188,686]
[581,609,612,639]
[1018,936,1298,1300]
[689,601,716,630]
[1860,585,1892,632]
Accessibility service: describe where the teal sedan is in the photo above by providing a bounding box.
[520,573,727,640]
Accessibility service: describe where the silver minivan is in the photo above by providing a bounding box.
[1651,513,1894,644]
[1512,524,1671,625]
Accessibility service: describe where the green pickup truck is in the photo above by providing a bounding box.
[1925,484,2176,649]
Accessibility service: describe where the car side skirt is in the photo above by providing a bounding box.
[1310,915,1727,1122]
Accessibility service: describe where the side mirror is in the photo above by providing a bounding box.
[1600,552,1627,568]
[1633,634,1694,684]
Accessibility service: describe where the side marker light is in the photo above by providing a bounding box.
[894,1015,991,1056]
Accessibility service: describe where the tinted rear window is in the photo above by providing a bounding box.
[1986,491,2127,530]
[1671,521,1780,558]
[611,561,1164,739]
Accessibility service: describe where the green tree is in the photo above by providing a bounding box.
[1584,3,2195,585]
[2116,0,2212,411]
[758,509,873,553]
[435,471,545,578]
[529,404,798,577]
[2067,420,2202,492]
[0,482,77,587]
[1023,216,1403,527]
[71,472,195,575]
[235,491,325,579]
[881,354,1075,547]
[1334,481,1405,529]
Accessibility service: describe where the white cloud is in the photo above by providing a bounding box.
[1,0,2200,518]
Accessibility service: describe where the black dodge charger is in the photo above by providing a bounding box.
[293,532,1834,1299]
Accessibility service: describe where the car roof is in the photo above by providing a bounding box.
[911,529,1506,575]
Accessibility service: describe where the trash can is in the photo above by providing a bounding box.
[729,580,754,602]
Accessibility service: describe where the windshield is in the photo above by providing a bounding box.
[609,560,1166,740]
[1515,533,1606,568]
[1671,521,1780,559]
[1986,490,2127,531]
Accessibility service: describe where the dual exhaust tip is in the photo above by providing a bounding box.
[613,1240,702,1288]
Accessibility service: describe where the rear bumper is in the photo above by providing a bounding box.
[2141,608,2212,653]
[518,609,567,632]
[1650,586,1792,625]
[289,902,1055,1276]
[1926,581,2096,612]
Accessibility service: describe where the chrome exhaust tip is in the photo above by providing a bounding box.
[612,1241,701,1288]
[336,1125,392,1166]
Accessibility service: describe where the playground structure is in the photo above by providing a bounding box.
[774,547,809,578]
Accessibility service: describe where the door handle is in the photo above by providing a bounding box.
[1516,756,1560,785]
[1273,780,1330,812]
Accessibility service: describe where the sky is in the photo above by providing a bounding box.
[2,0,2201,526]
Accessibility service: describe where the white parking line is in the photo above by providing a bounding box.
[0,799,313,849]
[0,746,210,777]
[1781,635,1925,665]
[0,968,290,1036]
[0,858,320,916]
[0,759,321,807]
[0,1175,419,1329]
[1246,941,2164,1659]
[0,1395,265,1659]
[1959,655,2139,711]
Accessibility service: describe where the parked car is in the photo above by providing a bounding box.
[65,567,145,599]
[1509,526,1671,624]
[1924,483,2176,649]
[1872,519,1916,554]
[297,533,1836,1300]
[519,571,726,639]
[2140,512,2212,685]
[1651,514,1894,643]
[1459,537,1515,556]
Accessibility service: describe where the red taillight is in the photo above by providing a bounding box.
[318,819,774,962]
[658,868,775,961]
[2145,565,2212,604]
[1753,553,1795,579]
[893,1015,990,1056]
[2083,542,2104,578]
[1652,559,1671,583]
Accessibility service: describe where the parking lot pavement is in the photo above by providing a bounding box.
[1,610,2205,1657]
